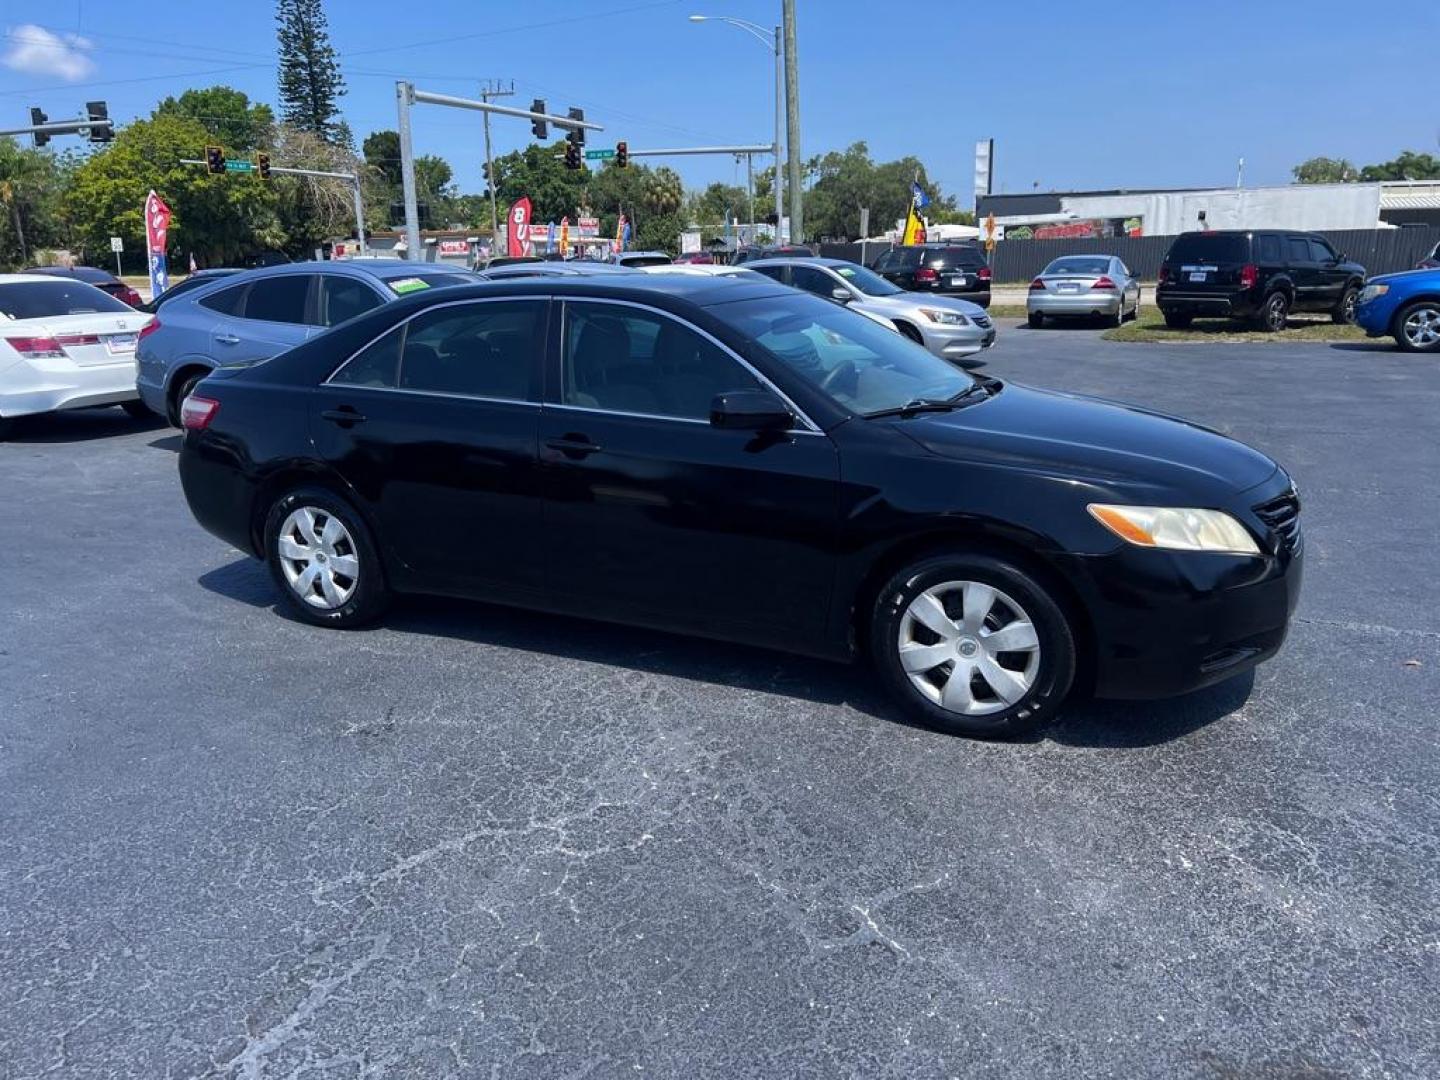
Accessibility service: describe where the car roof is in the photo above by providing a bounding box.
[0,272,96,285]
[205,259,479,290]
[369,275,792,313]
[22,265,118,282]
[745,256,849,269]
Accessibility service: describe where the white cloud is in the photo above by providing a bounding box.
[3,24,97,82]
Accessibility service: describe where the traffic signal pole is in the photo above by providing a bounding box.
[180,159,367,257]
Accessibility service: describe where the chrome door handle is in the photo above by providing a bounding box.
[215,334,240,345]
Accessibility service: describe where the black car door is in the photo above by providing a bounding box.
[538,298,840,647]
[311,297,548,599]
[1286,235,1320,310]
[1308,237,1345,309]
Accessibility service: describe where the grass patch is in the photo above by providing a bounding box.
[1103,314,1366,344]
[986,304,1029,319]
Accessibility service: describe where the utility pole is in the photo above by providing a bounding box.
[782,0,803,243]
[480,79,514,247]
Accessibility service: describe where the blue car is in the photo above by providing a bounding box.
[136,260,480,423]
[1355,268,1440,353]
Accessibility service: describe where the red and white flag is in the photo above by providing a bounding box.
[507,197,533,257]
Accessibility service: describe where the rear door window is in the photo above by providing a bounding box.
[1256,234,1282,263]
[1287,237,1314,263]
[398,300,544,401]
[790,266,841,298]
[934,247,986,270]
[321,276,384,327]
[242,275,314,324]
[330,325,403,387]
[750,265,788,284]
[198,283,247,315]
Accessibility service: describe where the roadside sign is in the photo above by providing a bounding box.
[109,236,124,253]
[584,148,614,161]
[984,212,997,254]
[224,160,255,173]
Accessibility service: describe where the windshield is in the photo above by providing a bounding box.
[1044,257,1111,276]
[0,281,132,319]
[717,293,975,416]
[833,263,901,296]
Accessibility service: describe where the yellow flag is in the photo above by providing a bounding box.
[901,203,927,245]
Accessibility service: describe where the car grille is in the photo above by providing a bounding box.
[1253,487,1301,554]
[972,314,992,329]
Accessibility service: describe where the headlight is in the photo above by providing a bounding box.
[1359,283,1389,302]
[920,308,969,326]
[1088,504,1260,556]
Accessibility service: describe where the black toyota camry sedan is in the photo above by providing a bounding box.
[178,275,1302,739]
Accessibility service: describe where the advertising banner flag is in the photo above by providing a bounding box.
[144,189,172,298]
[507,197,533,257]
[546,221,557,254]
[559,216,570,255]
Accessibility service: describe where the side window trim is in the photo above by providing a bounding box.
[556,297,821,434]
[322,295,547,404]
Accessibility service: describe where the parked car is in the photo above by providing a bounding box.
[483,256,543,269]
[135,260,481,424]
[23,265,144,308]
[177,275,1302,739]
[611,251,673,268]
[672,252,716,265]
[139,268,241,314]
[1155,230,1365,331]
[733,244,813,264]
[479,262,636,280]
[747,256,994,362]
[872,245,992,308]
[0,274,153,438]
[1027,255,1141,328]
[640,264,901,333]
[1354,267,1440,352]
[1417,242,1440,271]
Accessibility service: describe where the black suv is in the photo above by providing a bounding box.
[872,244,992,308]
[1156,230,1365,331]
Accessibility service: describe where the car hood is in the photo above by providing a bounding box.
[1367,267,1440,286]
[859,292,986,317]
[895,382,1277,495]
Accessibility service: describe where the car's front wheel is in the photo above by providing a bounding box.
[1394,300,1440,352]
[263,488,390,627]
[1332,285,1359,325]
[870,553,1076,739]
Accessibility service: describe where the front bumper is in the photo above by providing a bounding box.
[1354,296,1399,338]
[1028,292,1122,316]
[920,320,996,360]
[1055,528,1303,700]
[0,356,138,418]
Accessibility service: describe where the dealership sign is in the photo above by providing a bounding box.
[437,239,469,255]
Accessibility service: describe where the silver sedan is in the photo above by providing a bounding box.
[1027,255,1141,328]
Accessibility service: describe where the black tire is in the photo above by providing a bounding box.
[1393,300,1440,353]
[1332,284,1359,325]
[1109,303,1124,328]
[869,552,1076,740]
[263,487,391,628]
[120,399,153,420]
[1257,290,1289,333]
[894,320,924,344]
[1162,311,1192,329]
[0,415,12,441]
[167,369,208,427]
[1027,311,1044,329]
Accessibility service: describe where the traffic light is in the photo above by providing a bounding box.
[530,99,547,140]
[616,141,628,168]
[205,146,226,175]
[30,108,49,147]
[85,101,112,143]
[256,152,271,180]
[482,160,490,183]
[564,140,581,171]
[567,107,585,146]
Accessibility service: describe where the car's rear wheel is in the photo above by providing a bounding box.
[1109,303,1124,328]
[167,370,208,427]
[1332,285,1359,325]
[1258,291,1290,333]
[263,488,390,628]
[1394,300,1440,352]
[1027,311,1044,329]
[120,400,152,420]
[1162,311,1192,329]
[870,553,1076,740]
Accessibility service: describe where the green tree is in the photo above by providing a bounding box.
[491,141,590,224]
[1359,151,1440,182]
[64,113,282,267]
[802,141,957,241]
[362,129,402,187]
[276,0,347,143]
[0,139,73,268]
[269,122,364,254]
[688,182,749,228]
[155,86,274,153]
[1291,156,1357,184]
[588,162,685,252]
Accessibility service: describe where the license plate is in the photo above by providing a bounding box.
[105,333,138,354]
[1187,271,1207,283]
[1057,283,1080,293]
[949,275,967,287]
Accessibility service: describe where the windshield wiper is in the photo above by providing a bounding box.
[863,397,960,419]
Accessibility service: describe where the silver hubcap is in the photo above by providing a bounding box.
[1403,306,1440,346]
[277,506,359,610]
[897,580,1041,716]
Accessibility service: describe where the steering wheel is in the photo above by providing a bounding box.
[818,358,858,395]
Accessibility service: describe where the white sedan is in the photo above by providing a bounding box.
[639,263,903,333]
[0,273,153,438]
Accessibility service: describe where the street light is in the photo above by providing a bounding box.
[689,13,783,239]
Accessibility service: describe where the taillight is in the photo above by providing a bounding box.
[1028,278,1046,291]
[1091,275,1117,290]
[5,335,65,359]
[122,287,143,307]
[138,318,161,341]
[1158,266,1170,285]
[914,267,938,283]
[1239,263,1259,288]
[180,395,220,430]
[977,266,991,281]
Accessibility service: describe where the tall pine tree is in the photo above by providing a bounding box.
[276,0,347,143]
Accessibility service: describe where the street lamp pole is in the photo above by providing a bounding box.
[689,14,784,236]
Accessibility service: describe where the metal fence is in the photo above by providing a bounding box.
[821,227,1440,283]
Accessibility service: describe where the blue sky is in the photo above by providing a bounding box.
[2,0,1436,202]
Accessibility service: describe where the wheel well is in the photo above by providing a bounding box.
[851,529,1098,695]
[1389,294,1440,335]
[248,467,357,555]
[166,362,214,422]
[892,319,923,342]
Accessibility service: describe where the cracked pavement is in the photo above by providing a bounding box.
[1,322,1438,1077]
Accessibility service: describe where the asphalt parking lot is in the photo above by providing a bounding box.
[3,322,1438,1078]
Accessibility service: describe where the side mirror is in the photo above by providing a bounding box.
[710,389,793,432]
[830,286,852,303]
[1336,252,1347,263]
